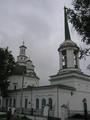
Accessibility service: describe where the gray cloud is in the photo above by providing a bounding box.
[0,0,89,85]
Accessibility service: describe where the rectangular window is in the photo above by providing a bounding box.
[13,99,16,107]
[25,98,28,109]
[13,83,17,90]
[62,50,67,69]
[10,98,12,107]
[0,99,1,106]
[6,99,8,108]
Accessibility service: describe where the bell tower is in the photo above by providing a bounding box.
[58,7,80,72]
[50,7,90,87]
[17,41,27,65]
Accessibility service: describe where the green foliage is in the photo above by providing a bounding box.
[0,113,7,118]
[0,47,15,97]
[68,0,90,44]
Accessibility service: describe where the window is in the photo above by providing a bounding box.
[25,98,28,108]
[14,85,16,90]
[13,99,16,107]
[42,98,46,108]
[49,98,52,109]
[0,99,1,106]
[21,48,25,55]
[36,98,39,109]
[74,51,78,68]
[13,83,17,90]
[10,98,12,107]
[6,99,8,108]
[62,50,67,69]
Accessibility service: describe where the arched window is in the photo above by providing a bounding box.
[9,98,12,107]
[13,98,16,107]
[74,51,78,68]
[42,98,46,108]
[36,98,39,109]
[62,50,67,69]
[25,98,28,109]
[6,99,8,108]
[49,98,52,109]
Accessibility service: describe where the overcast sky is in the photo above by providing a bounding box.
[0,0,90,85]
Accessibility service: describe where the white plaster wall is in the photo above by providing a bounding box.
[32,87,58,117]
[8,75,39,90]
[50,77,90,93]
[50,77,76,87]
[4,83,90,118]
[58,89,72,118]
[57,88,90,116]
[74,79,90,92]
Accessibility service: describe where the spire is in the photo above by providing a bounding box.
[64,6,71,41]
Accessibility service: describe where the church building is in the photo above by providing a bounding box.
[0,7,90,119]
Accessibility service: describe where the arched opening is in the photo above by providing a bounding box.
[49,98,52,110]
[42,98,46,108]
[36,98,39,109]
[74,50,78,68]
[62,50,67,69]
[13,98,16,107]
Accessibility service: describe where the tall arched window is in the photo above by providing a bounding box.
[74,50,78,68]
[49,98,52,109]
[36,98,39,109]
[6,99,8,108]
[62,50,67,69]
[10,98,12,107]
[13,98,16,107]
[42,98,46,108]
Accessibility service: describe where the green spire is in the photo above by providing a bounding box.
[64,6,71,41]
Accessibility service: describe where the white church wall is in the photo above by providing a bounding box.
[50,77,90,93]
[8,75,39,90]
[31,87,58,117]
[3,90,32,111]
[69,91,90,115]
[8,76,22,90]
[22,90,32,109]
[50,77,76,87]
[74,79,90,92]
[58,89,72,118]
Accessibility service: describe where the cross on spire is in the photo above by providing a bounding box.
[23,40,25,46]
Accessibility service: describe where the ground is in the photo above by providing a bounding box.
[0,112,31,120]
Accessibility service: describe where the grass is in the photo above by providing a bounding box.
[0,113,32,120]
[0,113,6,118]
[0,115,32,120]
[17,115,32,120]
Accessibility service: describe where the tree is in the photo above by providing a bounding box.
[0,47,15,97]
[67,0,90,58]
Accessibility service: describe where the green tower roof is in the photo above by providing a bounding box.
[64,7,71,41]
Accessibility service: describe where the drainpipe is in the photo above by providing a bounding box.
[20,70,24,113]
[57,87,59,117]
[31,87,32,109]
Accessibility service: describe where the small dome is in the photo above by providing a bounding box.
[58,40,79,51]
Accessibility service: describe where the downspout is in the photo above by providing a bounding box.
[31,87,32,109]
[57,87,59,117]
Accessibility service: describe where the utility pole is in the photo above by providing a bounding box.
[20,66,26,113]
